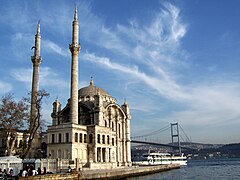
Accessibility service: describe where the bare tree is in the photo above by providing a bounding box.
[0,90,49,158]
[20,89,49,159]
[0,94,29,156]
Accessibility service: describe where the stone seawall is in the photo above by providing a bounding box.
[19,164,180,180]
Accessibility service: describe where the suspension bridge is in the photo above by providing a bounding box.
[131,123,194,152]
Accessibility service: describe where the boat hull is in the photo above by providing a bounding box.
[134,152,187,166]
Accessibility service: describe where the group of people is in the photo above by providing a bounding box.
[0,168,15,178]
[19,165,46,177]
[0,166,48,179]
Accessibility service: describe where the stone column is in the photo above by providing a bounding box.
[122,121,126,163]
[126,118,131,163]
[69,7,80,124]
[94,148,97,163]
[100,148,103,162]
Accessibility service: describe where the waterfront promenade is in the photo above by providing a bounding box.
[19,164,180,180]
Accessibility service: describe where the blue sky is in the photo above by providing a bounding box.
[0,0,240,144]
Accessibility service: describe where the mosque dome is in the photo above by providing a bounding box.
[78,78,110,97]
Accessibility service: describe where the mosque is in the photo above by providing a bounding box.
[45,8,132,169]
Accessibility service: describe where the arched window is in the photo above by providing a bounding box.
[59,133,62,143]
[79,133,82,143]
[86,96,90,101]
[75,133,78,142]
[102,135,105,144]
[52,134,55,143]
[97,134,100,143]
[112,138,114,146]
[105,120,107,127]
[112,122,114,131]
[65,133,69,143]
[84,134,87,143]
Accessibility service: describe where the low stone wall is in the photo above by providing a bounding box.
[19,164,180,180]
[81,164,180,179]
[19,173,79,180]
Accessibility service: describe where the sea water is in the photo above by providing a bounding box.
[126,158,240,180]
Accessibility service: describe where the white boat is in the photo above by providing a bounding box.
[135,152,187,166]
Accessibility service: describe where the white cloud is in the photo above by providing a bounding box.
[10,67,69,90]
[83,52,186,100]
[10,32,33,60]
[0,81,12,95]
[81,1,240,140]
[43,39,69,57]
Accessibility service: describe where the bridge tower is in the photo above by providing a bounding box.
[171,123,181,155]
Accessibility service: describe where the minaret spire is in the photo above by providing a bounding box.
[74,6,78,20]
[30,21,42,127]
[69,7,81,124]
[37,20,40,34]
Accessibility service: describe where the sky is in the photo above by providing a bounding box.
[0,0,240,144]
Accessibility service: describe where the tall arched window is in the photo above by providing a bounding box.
[84,134,87,143]
[107,135,110,144]
[112,122,114,131]
[65,133,69,143]
[79,133,82,143]
[86,96,90,101]
[52,134,55,143]
[58,133,62,143]
[97,134,100,143]
[102,135,105,144]
[105,120,107,127]
[75,133,78,142]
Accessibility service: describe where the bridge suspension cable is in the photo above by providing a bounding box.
[179,124,191,142]
[131,124,170,139]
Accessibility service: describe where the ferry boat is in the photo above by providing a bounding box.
[135,152,187,166]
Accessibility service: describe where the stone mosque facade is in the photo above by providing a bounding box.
[47,8,132,169]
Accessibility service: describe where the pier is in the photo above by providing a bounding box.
[19,164,180,180]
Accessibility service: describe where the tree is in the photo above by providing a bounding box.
[0,90,49,158]
[0,93,29,156]
[20,90,49,159]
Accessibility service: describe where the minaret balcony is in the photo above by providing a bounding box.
[69,43,81,54]
[31,56,42,65]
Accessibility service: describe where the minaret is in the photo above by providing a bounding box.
[30,21,42,126]
[51,97,61,125]
[69,7,80,124]
[121,100,132,165]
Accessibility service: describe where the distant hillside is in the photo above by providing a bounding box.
[216,143,240,157]
[184,142,240,159]
[132,142,240,159]
[179,142,223,150]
